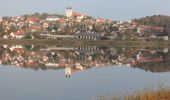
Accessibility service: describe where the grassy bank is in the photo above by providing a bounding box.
[0,39,170,47]
[96,88,170,100]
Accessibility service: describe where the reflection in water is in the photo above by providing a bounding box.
[0,45,169,77]
[0,44,170,100]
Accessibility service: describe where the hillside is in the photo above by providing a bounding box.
[134,15,170,27]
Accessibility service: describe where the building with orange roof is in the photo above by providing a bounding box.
[26,17,39,25]
[10,29,25,39]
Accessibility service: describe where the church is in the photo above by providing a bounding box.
[66,6,86,21]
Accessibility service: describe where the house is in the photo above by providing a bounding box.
[2,35,8,39]
[58,18,66,23]
[72,12,85,21]
[46,16,59,22]
[26,17,39,24]
[0,17,3,22]
[163,36,169,41]
[30,26,42,32]
[10,30,25,39]
[76,32,103,40]
[43,23,49,28]
[137,27,142,33]
[12,16,24,22]
[96,18,106,23]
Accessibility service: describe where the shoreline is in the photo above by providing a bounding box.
[0,39,170,47]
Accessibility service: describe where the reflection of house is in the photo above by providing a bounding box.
[9,45,25,54]
[75,63,83,70]
[76,32,103,40]
[45,63,59,68]
[132,57,163,66]
[77,46,101,54]
[65,67,71,78]
[58,18,66,23]
[26,59,38,67]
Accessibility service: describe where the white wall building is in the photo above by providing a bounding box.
[46,16,59,22]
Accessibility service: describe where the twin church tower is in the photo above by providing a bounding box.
[66,6,73,18]
[65,6,85,21]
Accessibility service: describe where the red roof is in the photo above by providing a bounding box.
[96,18,106,23]
[26,60,38,66]
[13,48,25,54]
[59,18,66,23]
[71,69,81,73]
[27,17,39,22]
[31,26,41,30]
[14,30,25,36]
[72,12,83,17]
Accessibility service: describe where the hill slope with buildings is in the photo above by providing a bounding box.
[134,15,170,36]
[134,15,170,27]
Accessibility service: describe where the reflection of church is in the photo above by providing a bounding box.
[65,67,71,78]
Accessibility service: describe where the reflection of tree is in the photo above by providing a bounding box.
[132,52,170,73]
[133,61,170,73]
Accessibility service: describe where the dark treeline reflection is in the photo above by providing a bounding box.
[0,45,169,77]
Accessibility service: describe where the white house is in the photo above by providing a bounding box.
[163,36,169,41]
[137,27,141,33]
[46,16,59,22]
[3,35,8,39]
[0,17,2,22]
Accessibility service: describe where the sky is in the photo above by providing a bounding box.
[0,0,170,21]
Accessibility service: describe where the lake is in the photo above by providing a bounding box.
[0,45,170,100]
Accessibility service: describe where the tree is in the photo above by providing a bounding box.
[135,15,170,27]
[166,23,170,37]
[0,26,4,33]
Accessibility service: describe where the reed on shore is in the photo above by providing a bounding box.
[96,87,170,100]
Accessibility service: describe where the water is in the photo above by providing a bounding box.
[0,45,170,100]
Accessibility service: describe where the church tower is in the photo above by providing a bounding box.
[66,6,73,18]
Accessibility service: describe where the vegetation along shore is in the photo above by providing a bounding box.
[96,88,170,100]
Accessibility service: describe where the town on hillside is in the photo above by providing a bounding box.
[0,7,170,41]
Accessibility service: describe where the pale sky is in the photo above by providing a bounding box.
[0,0,170,21]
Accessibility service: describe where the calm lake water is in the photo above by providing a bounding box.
[0,45,170,100]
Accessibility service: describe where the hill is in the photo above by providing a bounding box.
[134,15,170,27]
